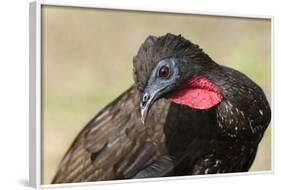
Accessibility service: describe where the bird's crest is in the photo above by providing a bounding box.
[133,33,205,92]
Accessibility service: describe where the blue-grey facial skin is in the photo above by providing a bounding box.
[140,58,181,123]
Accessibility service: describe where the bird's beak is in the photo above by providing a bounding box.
[140,89,159,124]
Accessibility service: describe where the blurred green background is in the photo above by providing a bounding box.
[41,5,271,184]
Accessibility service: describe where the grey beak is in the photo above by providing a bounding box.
[140,90,158,124]
[140,92,151,123]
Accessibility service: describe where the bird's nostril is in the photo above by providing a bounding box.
[143,93,150,103]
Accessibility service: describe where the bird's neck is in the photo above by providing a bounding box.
[168,75,222,109]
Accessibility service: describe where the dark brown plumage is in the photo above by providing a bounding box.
[52,33,271,184]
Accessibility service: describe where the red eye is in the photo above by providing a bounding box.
[159,65,170,78]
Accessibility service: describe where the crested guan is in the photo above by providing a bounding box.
[52,33,271,183]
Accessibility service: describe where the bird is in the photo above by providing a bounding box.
[51,33,271,184]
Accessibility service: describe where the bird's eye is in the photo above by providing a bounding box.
[158,65,170,78]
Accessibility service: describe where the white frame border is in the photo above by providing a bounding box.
[30,1,42,189]
[29,0,274,189]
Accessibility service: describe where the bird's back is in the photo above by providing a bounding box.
[52,86,171,183]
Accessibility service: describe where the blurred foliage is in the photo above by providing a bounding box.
[42,5,271,184]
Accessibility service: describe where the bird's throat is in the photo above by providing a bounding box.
[168,76,222,109]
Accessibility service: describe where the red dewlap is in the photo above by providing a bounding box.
[168,76,222,109]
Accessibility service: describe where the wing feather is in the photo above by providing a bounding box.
[51,86,170,184]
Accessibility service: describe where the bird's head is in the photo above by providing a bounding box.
[133,33,223,123]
